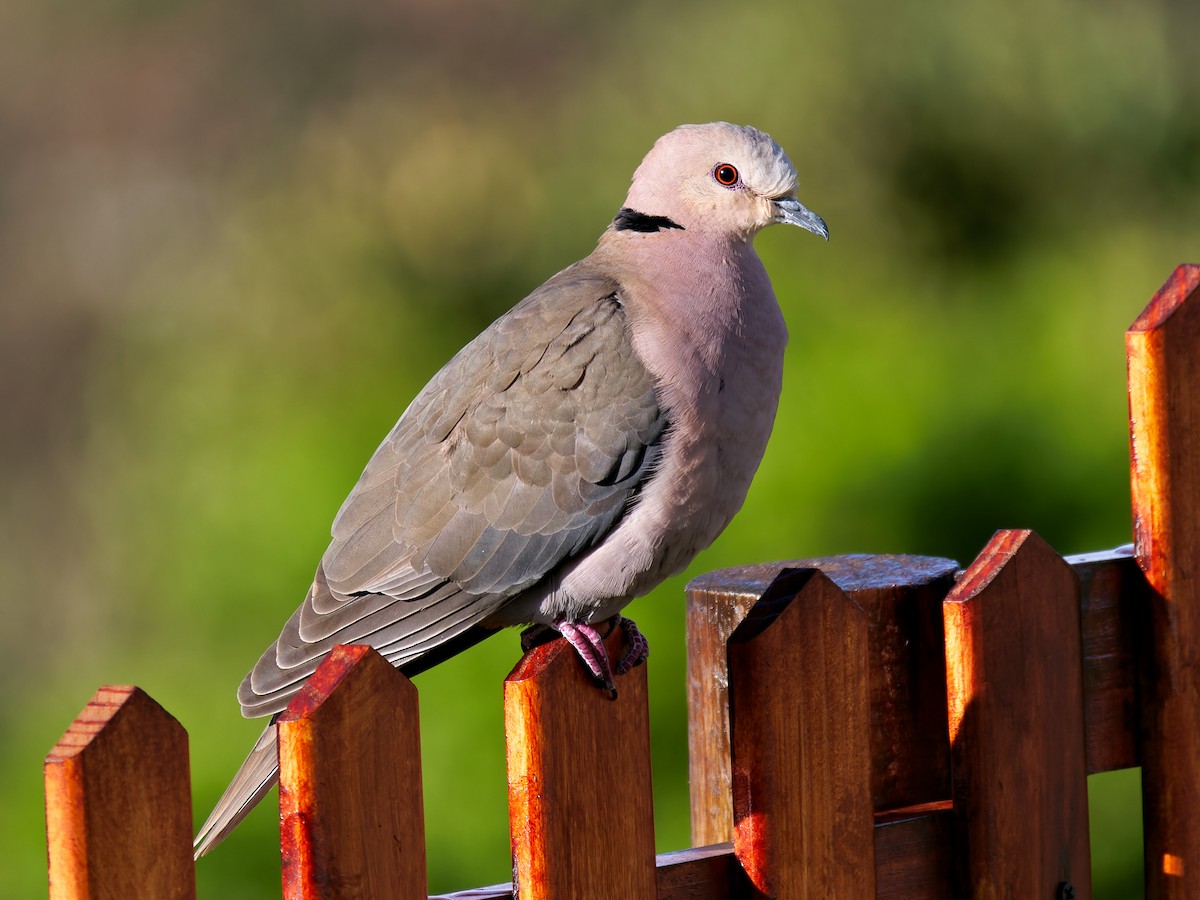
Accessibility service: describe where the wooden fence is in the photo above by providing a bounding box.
[44,264,1200,899]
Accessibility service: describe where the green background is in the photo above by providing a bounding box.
[4,1,1196,896]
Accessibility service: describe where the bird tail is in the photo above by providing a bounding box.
[193,723,279,859]
[194,622,501,857]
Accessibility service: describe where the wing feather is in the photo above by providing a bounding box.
[239,264,667,718]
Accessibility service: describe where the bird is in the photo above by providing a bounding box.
[194,121,828,857]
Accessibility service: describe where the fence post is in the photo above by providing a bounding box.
[277,644,427,900]
[1127,263,1200,898]
[943,530,1092,898]
[504,622,656,900]
[686,553,958,845]
[44,685,195,900]
[727,568,876,897]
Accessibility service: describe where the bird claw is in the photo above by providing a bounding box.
[613,615,649,675]
[545,615,651,698]
[553,619,617,697]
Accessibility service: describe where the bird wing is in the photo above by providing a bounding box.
[238,264,667,717]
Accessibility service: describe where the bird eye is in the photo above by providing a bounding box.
[713,164,739,187]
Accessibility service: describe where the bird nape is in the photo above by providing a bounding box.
[194,121,828,857]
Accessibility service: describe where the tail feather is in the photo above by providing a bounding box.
[195,623,501,857]
[193,724,279,859]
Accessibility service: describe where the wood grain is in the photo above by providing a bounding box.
[652,843,748,900]
[1068,547,1147,773]
[1128,263,1200,898]
[686,554,958,845]
[277,644,426,900]
[504,622,656,900]
[728,568,876,897]
[943,530,1092,898]
[44,685,195,900]
[435,819,962,900]
[426,843,744,900]
[874,802,955,900]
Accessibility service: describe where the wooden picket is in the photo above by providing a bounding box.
[1128,264,1200,899]
[277,644,426,899]
[41,263,1200,899]
[44,686,195,900]
[727,569,875,897]
[504,622,656,898]
[944,530,1092,897]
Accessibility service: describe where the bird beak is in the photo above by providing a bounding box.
[773,197,829,240]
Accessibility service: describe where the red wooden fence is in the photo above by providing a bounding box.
[44,264,1200,898]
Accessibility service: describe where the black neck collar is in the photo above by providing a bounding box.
[612,208,685,233]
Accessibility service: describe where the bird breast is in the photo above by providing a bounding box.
[542,240,789,620]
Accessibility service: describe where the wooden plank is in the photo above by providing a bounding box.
[277,644,426,900]
[686,554,958,845]
[430,886,511,900]
[505,622,656,900]
[727,568,876,897]
[943,530,1092,898]
[654,843,745,900]
[44,685,195,900]
[1067,547,1147,773]
[875,802,955,900]
[434,813,962,900]
[1127,263,1200,899]
[430,843,743,900]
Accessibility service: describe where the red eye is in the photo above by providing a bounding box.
[714,163,739,186]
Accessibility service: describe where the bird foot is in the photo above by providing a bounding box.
[536,615,651,698]
[553,619,618,698]
[520,616,650,698]
[613,615,649,675]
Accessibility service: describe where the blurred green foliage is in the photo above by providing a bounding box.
[3,0,1196,896]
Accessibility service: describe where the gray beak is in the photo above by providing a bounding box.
[774,197,829,240]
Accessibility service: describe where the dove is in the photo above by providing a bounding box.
[194,122,827,857]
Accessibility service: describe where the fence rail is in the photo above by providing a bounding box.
[44,264,1200,898]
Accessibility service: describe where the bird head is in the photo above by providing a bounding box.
[620,122,828,242]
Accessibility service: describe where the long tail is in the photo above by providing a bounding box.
[193,724,279,859]
[194,623,499,858]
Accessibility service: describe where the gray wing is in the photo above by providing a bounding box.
[238,265,667,717]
